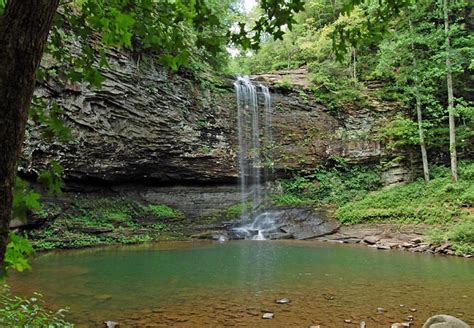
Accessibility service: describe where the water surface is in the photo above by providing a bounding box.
[8,241,474,327]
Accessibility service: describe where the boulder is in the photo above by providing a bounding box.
[422,315,470,328]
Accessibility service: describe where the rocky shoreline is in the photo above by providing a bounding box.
[312,223,472,258]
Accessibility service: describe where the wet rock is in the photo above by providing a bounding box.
[230,207,340,241]
[275,298,291,304]
[191,230,227,241]
[262,313,274,319]
[391,323,411,328]
[104,321,119,328]
[246,309,260,316]
[376,307,386,314]
[411,237,423,244]
[379,239,403,248]
[422,315,470,328]
[279,208,340,240]
[376,244,391,250]
[95,294,113,301]
[413,244,430,252]
[342,238,362,244]
[363,236,380,244]
[435,242,451,253]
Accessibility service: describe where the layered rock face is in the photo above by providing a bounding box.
[22,55,397,184]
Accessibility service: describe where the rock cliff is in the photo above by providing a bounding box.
[21,53,399,184]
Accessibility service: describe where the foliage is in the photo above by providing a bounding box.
[2,233,35,275]
[337,161,474,224]
[222,202,254,219]
[12,178,41,220]
[146,204,184,220]
[0,285,73,327]
[272,162,382,207]
[24,197,189,250]
[232,0,472,161]
[427,216,474,256]
[271,193,310,207]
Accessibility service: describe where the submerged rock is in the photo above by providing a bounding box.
[376,307,386,314]
[422,315,470,328]
[262,313,274,319]
[391,323,411,328]
[363,235,380,244]
[275,298,291,304]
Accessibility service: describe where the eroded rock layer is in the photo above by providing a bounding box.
[22,54,399,184]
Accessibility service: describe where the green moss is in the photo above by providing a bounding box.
[222,202,253,219]
[25,196,190,250]
[146,204,184,220]
[271,194,312,207]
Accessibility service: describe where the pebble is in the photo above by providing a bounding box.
[360,321,366,328]
[275,298,291,304]
[104,321,119,328]
[399,304,405,307]
[391,323,411,328]
[406,315,414,321]
[344,319,352,323]
[410,308,417,312]
[376,307,385,314]
[262,313,274,319]
[309,326,321,328]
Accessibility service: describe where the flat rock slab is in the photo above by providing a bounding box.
[229,207,340,240]
[274,207,340,240]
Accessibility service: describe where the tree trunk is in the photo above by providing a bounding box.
[0,0,59,269]
[409,17,430,183]
[351,46,357,80]
[444,0,458,182]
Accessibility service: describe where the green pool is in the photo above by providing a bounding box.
[8,241,474,327]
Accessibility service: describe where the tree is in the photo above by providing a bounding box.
[0,0,60,273]
[443,0,458,182]
[409,15,430,182]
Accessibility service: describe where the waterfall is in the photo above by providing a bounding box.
[233,76,277,240]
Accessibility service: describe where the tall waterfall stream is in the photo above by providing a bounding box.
[232,76,280,240]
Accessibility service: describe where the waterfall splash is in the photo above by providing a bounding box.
[232,76,279,240]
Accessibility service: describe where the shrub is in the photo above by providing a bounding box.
[272,163,382,207]
[337,161,474,225]
[0,285,73,327]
